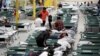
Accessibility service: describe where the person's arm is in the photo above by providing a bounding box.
[46,11,49,16]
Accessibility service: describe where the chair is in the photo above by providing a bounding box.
[85,27,92,32]
[92,27,99,32]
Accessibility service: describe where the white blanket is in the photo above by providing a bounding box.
[53,51,63,56]
[39,51,48,56]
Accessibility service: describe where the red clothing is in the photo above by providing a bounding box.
[40,10,48,21]
[54,20,64,31]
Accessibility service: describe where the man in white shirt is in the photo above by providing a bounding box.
[57,9,63,15]
[34,14,43,27]
[57,3,64,16]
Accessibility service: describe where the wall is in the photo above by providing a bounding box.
[59,0,99,3]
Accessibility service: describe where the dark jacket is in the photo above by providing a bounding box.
[48,18,52,22]
[97,4,100,9]
[36,31,50,47]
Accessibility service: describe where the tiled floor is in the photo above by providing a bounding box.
[74,10,85,50]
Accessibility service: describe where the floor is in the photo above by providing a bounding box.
[74,10,85,50]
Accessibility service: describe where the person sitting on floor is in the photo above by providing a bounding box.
[53,16,64,31]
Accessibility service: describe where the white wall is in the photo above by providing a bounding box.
[60,0,99,3]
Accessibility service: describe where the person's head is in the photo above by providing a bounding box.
[87,2,90,6]
[38,2,41,5]
[57,16,61,20]
[80,3,83,6]
[84,2,86,4]
[43,7,46,12]
[4,5,6,7]
[58,3,62,8]
[91,1,93,4]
